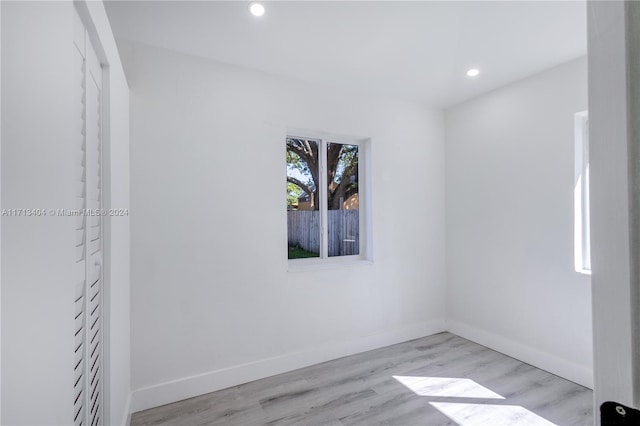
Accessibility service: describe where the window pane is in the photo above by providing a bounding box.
[582,118,591,271]
[327,143,359,257]
[574,112,590,274]
[286,138,320,259]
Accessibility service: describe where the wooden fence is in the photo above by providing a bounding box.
[287,210,360,256]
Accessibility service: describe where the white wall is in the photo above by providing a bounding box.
[445,57,593,387]
[1,2,130,424]
[104,54,132,426]
[2,2,78,423]
[121,42,446,411]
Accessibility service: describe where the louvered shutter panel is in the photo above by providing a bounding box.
[73,12,104,425]
[73,19,87,425]
[86,47,103,424]
[73,284,86,425]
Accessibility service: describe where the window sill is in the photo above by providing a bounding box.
[287,258,373,273]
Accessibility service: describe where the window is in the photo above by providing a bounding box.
[574,111,591,274]
[286,133,368,262]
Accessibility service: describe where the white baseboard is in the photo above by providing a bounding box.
[130,319,447,413]
[446,319,594,389]
[120,393,132,426]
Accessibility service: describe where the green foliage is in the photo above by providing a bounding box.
[332,144,358,185]
[286,138,359,210]
[288,245,319,259]
[286,139,316,191]
[287,182,303,209]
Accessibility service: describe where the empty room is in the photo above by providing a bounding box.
[1,1,639,425]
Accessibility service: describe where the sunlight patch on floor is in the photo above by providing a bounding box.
[429,402,558,426]
[392,376,505,399]
[393,376,558,426]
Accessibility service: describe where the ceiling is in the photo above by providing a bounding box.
[104,1,587,108]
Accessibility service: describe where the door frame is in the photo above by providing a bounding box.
[588,1,640,423]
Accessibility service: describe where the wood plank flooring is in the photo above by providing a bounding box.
[131,332,593,426]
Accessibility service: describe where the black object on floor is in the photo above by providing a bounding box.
[601,401,640,425]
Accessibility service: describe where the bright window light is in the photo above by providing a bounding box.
[574,111,591,275]
[248,2,265,17]
[467,68,480,77]
[393,376,504,399]
[286,134,368,263]
[430,402,558,426]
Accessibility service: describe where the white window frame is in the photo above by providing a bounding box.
[574,111,591,274]
[286,129,372,270]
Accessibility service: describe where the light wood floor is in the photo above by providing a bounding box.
[131,332,593,426]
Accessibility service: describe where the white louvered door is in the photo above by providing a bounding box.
[73,12,104,426]
[85,39,104,426]
[73,18,88,424]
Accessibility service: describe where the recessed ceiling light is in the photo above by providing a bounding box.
[249,2,265,17]
[466,68,480,77]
